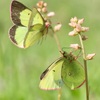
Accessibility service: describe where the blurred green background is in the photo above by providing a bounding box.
[0,0,100,100]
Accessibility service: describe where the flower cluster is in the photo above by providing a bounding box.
[69,17,95,60]
[37,1,47,13]
[36,1,62,32]
[68,17,89,36]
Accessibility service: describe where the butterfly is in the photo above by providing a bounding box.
[9,0,48,48]
[39,52,85,90]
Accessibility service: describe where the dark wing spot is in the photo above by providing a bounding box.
[53,70,55,72]
[28,13,30,15]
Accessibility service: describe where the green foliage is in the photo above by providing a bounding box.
[0,0,100,100]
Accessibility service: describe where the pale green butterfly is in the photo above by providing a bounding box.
[9,0,48,48]
[39,52,85,90]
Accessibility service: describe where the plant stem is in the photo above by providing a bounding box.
[53,32,63,54]
[50,27,63,99]
[50,26,63,55]
[84,60,89,100]
[58,89,62,100]
[78,34,89,100]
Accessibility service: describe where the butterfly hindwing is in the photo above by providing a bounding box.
[39,58,64,90]
[9,25,28,48]
[24,24,46,48]
[61,54,85,90]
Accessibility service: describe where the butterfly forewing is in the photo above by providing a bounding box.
[39,58,64,90]
[32,10,45,26]
[11,0,32,26]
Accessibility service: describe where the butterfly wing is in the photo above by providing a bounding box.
[24,24,48,48]
[10,0,32,26]
[9,25,28,48]
[9,1,47,48]
[39,58,64,90]
[61,58,85,90]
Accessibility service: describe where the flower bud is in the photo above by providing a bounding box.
[86,53,96,60]
[47,12,55,17]
[43,2,47,7]
[37,1,44,8]
[81,35,88,41]
[70,44,81,50]
[37,8,41,12]
[78,18,84,25]
[69,22,77,28]
[75,24,82,32]
[45,21,51,28]
[68,30,77,36]
[70,17,78,23]
[42,7,47,13]
[82,27,89,32]
[54,23,62,32]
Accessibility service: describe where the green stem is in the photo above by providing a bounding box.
[78,34,86,59]
[58,89,62,100]
[50,26,63,55]
[78,34,89,100]
[84,60,89,100]
[53,32,63,54]
[50,26,62,99]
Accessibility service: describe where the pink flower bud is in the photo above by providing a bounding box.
[54,23,62,32]
[78,18,84,25]
[86,53,96,60]
[68,30,77,36]
[70,44,81,50]
[42,7,47,13]
[69,22,77,28]
[82,27,89,32]
[82,35,88,41]
[37,1,44,8]
[75,24,82,32]
[70,17,78,23]
[47,12,55,17]
[45,21,51,28]
[43,3,47,7]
